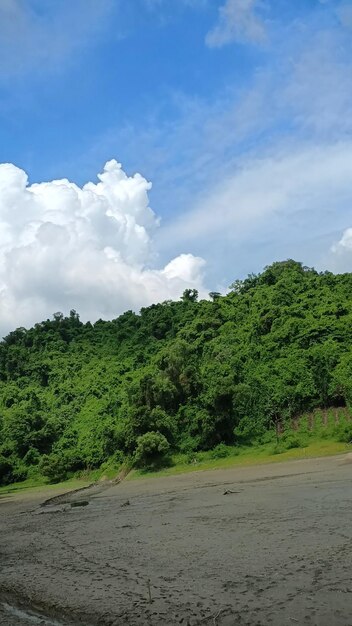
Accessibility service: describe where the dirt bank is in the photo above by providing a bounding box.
[1,455,352,625]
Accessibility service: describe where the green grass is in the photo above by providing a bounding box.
[0,475,91,498]
[1,439,349,495]
[0,459,123,498]
[1,427,351,496]
[128,439,350,480]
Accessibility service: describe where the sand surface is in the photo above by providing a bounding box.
[1,455,352,625]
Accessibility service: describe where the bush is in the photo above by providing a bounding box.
[38,453,69,483]
[185,452,199,465]
[256,430,276,445]
[0,454,14,485]
[11,461,28,483]
[134,431,170,470]
[179,435,201,454]
[282,433,303,450]
[23,448,40,466]
[234,415,266,445]
[336,422,352,443]
[270,443,285,455]
[297,415,311,436]
[211,443,230,459]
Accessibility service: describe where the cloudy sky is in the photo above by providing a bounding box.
[0,0,351,336]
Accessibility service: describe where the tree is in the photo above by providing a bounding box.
[181,289,198,303]
[0,258,352,486]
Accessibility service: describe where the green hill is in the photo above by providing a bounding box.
[1,259,352,485]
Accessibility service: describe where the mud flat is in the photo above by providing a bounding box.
[1,454,352,625]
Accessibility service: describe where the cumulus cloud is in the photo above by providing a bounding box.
[206,0,267,47]
[0,160,206,337]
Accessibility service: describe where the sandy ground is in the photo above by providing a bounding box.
[1,454,352,625]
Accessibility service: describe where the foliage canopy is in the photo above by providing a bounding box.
[0,260,351,484]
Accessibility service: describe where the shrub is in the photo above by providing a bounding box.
[297,415,310,436]
[256,430,276,445]
[0,454,14,485]
[179,435,201,454]
[39,453,69,483]
[336,422,352,443]
[11,461,28,483]
[134,431,170,470]
[23,448,40,466]
[234,415,266,445]
[211,443,230,459]
[185,452,199,465]
[271,443,285,455]
[282,433,303,450]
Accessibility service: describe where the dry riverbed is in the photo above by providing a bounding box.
[1,455,352,625]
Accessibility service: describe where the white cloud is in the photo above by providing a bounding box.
[75,19,352,285]
[206,0,267,47]
[159,141,352,275]
[332,228,352,253]
[0,0,115,78]
[0,160,206,337]
[330,228,352,271]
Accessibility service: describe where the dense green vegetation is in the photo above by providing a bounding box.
[0,260,352,485]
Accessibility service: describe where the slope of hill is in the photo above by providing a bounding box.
[0,260,352,485]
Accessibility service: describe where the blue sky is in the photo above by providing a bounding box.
[0,0,351,333]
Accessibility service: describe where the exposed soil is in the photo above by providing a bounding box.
[1,454,352,625]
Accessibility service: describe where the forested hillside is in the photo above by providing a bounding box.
[0,260,351,485]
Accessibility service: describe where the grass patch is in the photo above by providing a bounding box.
[128,439,350,480]
[2,415,351,495]
[0,439,348,495]
[0,459,124,498]
[0,475,90,498]
[74,461,123,483]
